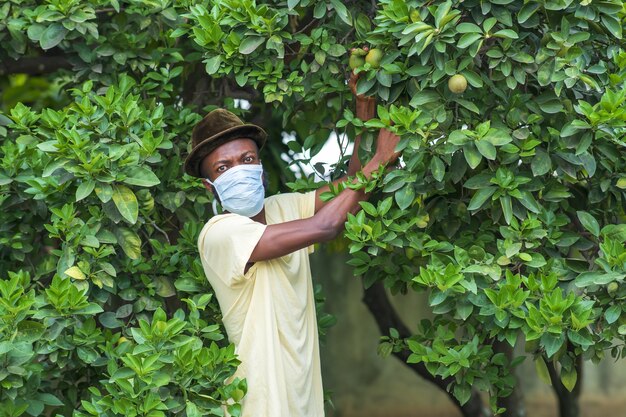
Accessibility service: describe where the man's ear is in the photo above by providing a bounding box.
[201,178,214,193]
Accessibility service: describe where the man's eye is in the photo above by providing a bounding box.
[244,156,253,163]
[217,166,226,172]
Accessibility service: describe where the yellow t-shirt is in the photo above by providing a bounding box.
[198,191,324,417]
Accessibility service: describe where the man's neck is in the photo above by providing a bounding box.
[251,208,266,225]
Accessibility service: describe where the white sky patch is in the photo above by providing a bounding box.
[235,98,350,181]
[283,131,353,181]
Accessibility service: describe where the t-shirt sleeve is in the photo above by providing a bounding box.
[299,191,317,253]
[297,190,317,220]
[199,215,267,287]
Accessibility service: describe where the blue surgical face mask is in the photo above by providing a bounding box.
[207,164,265,217]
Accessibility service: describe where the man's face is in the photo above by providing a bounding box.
[200,138,260,186]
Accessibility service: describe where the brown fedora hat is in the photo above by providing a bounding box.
[184,109,267,178]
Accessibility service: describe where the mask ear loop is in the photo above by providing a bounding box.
[205,177,219,216]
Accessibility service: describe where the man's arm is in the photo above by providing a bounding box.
[314,70,377,213]
[249,129,400,263]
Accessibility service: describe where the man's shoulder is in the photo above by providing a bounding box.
[200,213,254,238]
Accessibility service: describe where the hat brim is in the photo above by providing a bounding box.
[184,124,267,178]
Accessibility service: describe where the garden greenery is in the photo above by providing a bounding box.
[1,1,626,416]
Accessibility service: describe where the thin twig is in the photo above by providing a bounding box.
[150,221,171,244]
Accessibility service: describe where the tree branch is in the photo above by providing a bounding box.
[362,281,491,417]
[0,56,72,76]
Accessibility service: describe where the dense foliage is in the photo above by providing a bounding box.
[1,0,626,416]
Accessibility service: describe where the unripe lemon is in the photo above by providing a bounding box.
[349,54,365,69]
[117,336,129,345]
[448,74,468,94]
[365,48,384,69]
[608,281,619,296]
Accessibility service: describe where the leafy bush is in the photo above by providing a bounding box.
[1,1,626,417]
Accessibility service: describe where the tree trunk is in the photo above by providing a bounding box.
[493,340,526,417]
[362,281,491,417]
[546,352,583,417]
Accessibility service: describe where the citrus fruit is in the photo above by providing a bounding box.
[448,74,468,94]
[365,48,383,68]
[349,54,365,69]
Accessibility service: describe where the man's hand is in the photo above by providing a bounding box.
[370,128,401,168]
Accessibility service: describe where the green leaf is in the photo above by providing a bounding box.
[112,184,138,224]
[37,393,64,406]
[483,129,511,146]
[531,149,552,176]
[395,184,415,210]
[534,357,552,386]
[576,210,600,237]
[602,15,622,39]
[327,44,346,57]
[541,333,565,358]
[561,367,577,392]
[359,201,377,216]
[453,384,471,405]
[376,71,392,87]
[99,312,123,329]
[501,195,513,224]
[430,156,445,181]
[457,23,482,33]
[516,191,541,214]
[122,167,160,187]
[155,276,176,298]
[40,23,67,50]
[458,33,482,48]
[605,305,621,324]
[64,266,86,280]
[468,187,496,210]
[475,140,496,160]
[455,98,480,114]
[575,271,625,287]
[518,3,540,23]
[493,29,518,39]
[76,179,96,202]
[329,0,352,25]
[95,184,113,203]
[186,401,202,417]
[116,227,142,260]
[205,55,222,75]
[239,36,265,54]
[463,144,482,169]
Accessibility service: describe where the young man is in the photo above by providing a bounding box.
[183,74,400,417]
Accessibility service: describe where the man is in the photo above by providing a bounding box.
[183,73,400,417]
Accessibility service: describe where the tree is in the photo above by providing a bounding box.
[1,1,626,417]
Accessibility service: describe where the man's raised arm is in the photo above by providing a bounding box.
[314,68,378,213]
[249,128,400,263]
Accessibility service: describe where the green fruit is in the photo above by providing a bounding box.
[352,48,368,57]
[608,281,619,296]
[404,247,417,260]
[365,48,383,68]
[349,54,365,69]
[448,74,467,94]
